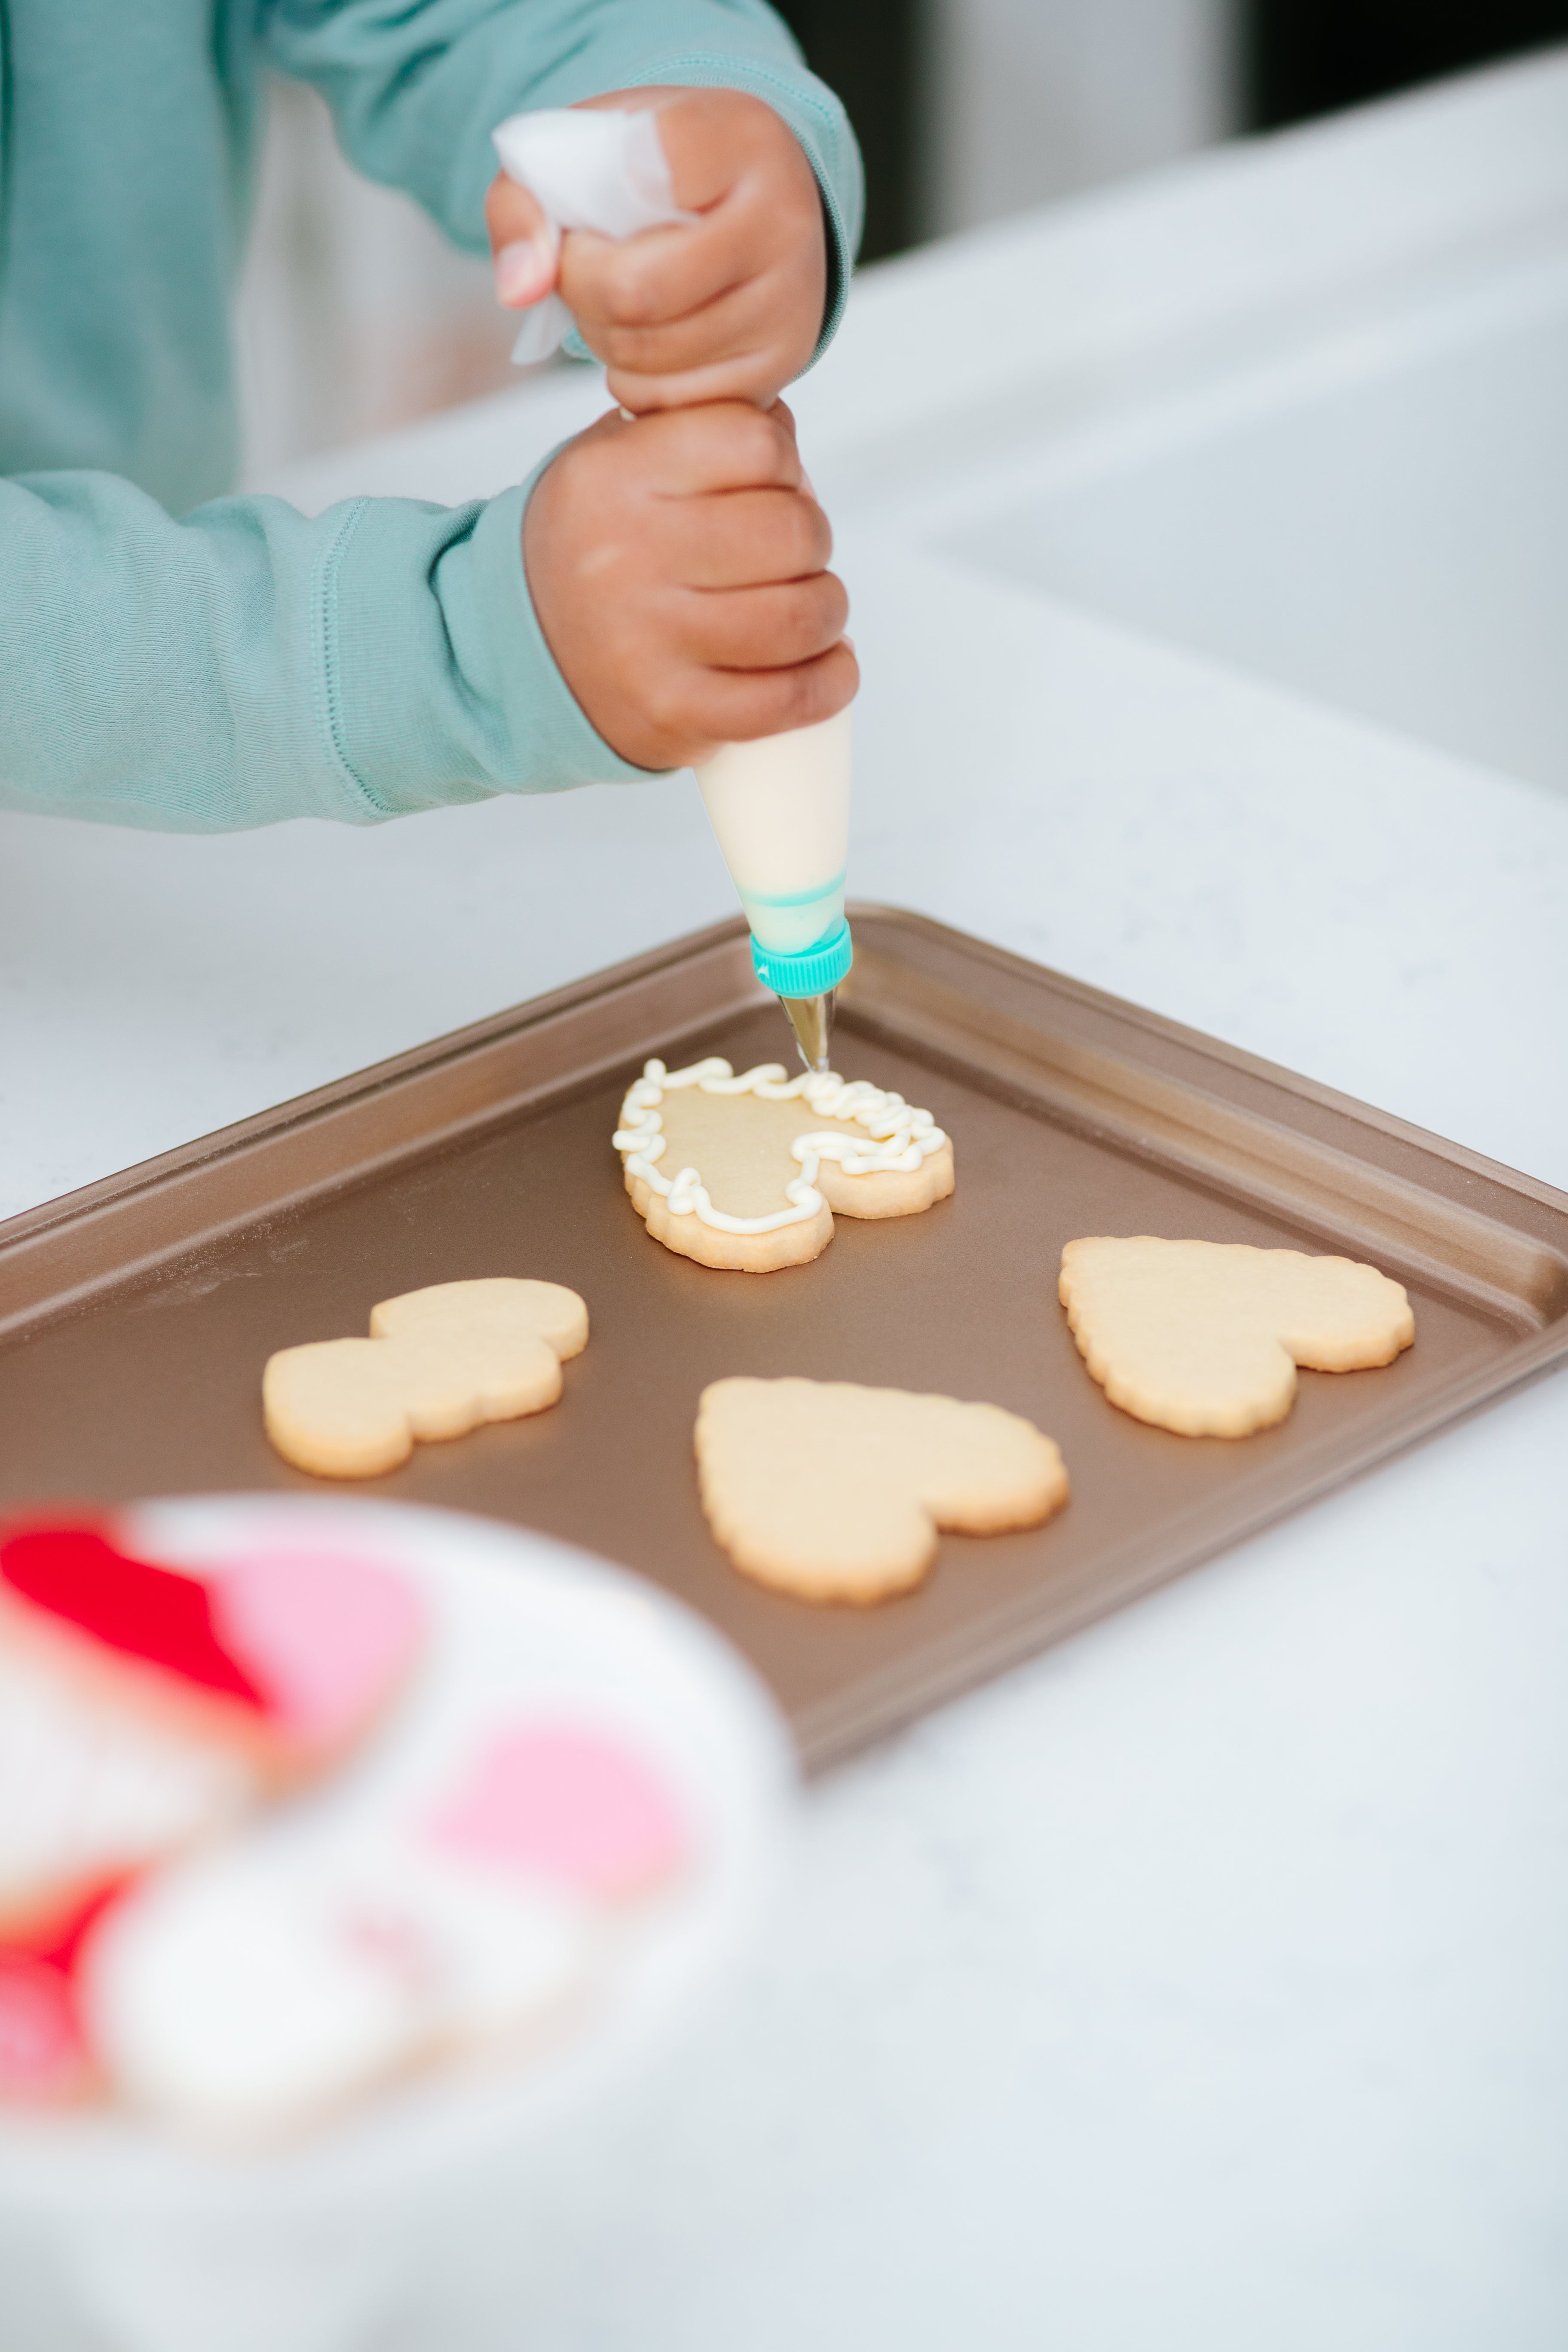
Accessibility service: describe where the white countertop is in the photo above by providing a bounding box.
[8,52,1568,2352]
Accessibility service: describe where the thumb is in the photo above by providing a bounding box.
[484,172,560,308]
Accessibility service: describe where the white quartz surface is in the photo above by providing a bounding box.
[6,52,1568,2352]
[404,1372,1568,2352]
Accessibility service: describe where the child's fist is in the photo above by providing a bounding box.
[525,400,855,772]
[487,89,827,412]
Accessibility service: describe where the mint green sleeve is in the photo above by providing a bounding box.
[263,0,864,356]
[0,3,863,835]
[0,466,651,831]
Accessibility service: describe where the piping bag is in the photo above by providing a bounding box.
[493,107,853,1073]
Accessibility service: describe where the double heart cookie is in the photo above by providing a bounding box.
[1060,1237,1415,1437]
[696,1377,1069,1603]
[263,1278,588,1478]
[614,1058,954,1271]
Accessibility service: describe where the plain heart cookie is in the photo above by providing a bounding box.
[695,1377,1069,1603]
[1059,1237,1415,1437]
[613,1058,954,1272]
[263,1278,588,1478]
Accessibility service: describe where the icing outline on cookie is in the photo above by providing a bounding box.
[612,1060,949,1238]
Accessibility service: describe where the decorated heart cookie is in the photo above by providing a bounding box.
[0,1523,425,1783]
[81,1721,688,2140]
[1059,1237,1416,1437]
[81,1845,589,2140]
[0,1517,424,2000]
[263,1277,589,1477]
[613,1059,954,1272]
[695,1377,1069,1604]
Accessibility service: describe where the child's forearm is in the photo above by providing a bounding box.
[0,469,653,834]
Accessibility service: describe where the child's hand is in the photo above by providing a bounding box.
[486,89,827,412]
[524,400,855,772]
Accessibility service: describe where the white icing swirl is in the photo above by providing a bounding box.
[612,1059,948,1236]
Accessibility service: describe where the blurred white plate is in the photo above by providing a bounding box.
[0,1494,795,2352]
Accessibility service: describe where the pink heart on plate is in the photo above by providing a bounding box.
[210,1551,425,1743]
[428,1726,687,1899]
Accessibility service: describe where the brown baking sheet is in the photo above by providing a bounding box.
[3,907,1566,1770]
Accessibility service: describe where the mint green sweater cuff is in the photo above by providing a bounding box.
[330,473,668,816]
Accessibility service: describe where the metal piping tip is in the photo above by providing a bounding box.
[780,989,835,1075]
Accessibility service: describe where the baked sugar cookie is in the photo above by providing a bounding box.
[613,1059,953,1272]
[263,1278,588,1478]
[1059,1237,1415,1438]
[695,1377,1068,1604]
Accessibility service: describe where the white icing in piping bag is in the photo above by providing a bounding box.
[693,708,851,1070]
[492,107,855,1069]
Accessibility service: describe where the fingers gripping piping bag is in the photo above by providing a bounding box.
[492,107,854,1073]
